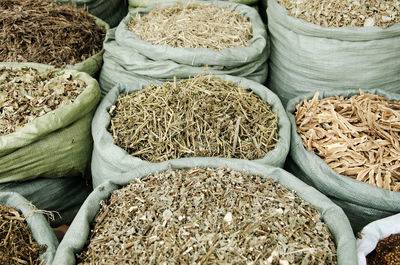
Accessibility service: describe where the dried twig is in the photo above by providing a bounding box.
[128,2,253,50]
[109,74,279,162]
[0,0,106,67]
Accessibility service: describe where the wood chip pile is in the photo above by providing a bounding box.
[278,0,400,28]
[77,167,337,264]
[128,2,253,50]
[0,67,86,136]
[109,74,278,162]
[296,90,400,192]
[0,0,106,67]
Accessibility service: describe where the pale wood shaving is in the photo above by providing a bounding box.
[278,0,400,28]
[296,90,400,192]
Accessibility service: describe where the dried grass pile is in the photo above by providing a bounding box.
[109,75,278,162]
[0,0,106,67]
[128,2,253,50]
[296,90,400,192]
[77,167,337,264]
[0,204,45,265]
[0,67,86,135]
[278,0,400,28]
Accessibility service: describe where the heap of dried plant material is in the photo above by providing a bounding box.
[0,0,105,67]
[0,66,86,135]
[109,75,278,162]
[77,167,337,264]
[278,0,400,28]
[0,204,46,265]
[128,2,253,50]
[295,90,400,192]
[367,233,400,265]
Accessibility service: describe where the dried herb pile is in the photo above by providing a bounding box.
[109,75,278,162]
[0,204,45,265]
[295,90,400,192]
[128,3,253,50]
[367,233,400,265]
[77,167,337,264]
[0,0,106,67]
[0,66,86,135]
[278,0,400,28]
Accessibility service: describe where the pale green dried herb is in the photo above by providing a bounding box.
[0,66,86,135]
[109,74,279,162]
[77,167,337,264]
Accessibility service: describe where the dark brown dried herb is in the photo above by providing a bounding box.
[0,204,46,265]
[0,66,86,135]
[109,75,279,162]
[0,0,106,67]
[367,233,400,265]
[77,167,337,264]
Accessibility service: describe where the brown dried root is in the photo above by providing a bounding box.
[109,74,279,162]
[0,204,46,265]
[296,89,400,192]
[0,0,106,67]
[77,167,337,264]
[278,0,400,28]
[128,2,253,50]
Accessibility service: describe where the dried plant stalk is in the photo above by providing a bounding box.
[0,204,46,265]
[77,167,337,264]
[0,66,86,135]
[278,0,400,28]
[295,90,400,192]
[128,2,253,50]
[109,74,279,162]
[0,0,106,67]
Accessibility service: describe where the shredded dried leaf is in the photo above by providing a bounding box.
[367,233,400,265]
[77,167,337,264]
[0,0,106,67]
[295,89,400,192]
[0,66,86,135]
[278,0,400,28]
[0,204,46,265]
[128,2,253,50]
[109,74,279,162]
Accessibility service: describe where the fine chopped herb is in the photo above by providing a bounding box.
[128,2,253,50]
[367,233,400,265]
[0,0,106,67]
[295,90,400,192]
[278,0,400,28]
[109,75,279,162]
[77,167,337,264]
[0,66,86,135]
[0,204,46,265]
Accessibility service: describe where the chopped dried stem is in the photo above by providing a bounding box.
[128,2,253,50]
[109,74,279,162]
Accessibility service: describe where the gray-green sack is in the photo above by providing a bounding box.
[53,0,127,28]
[91,75,290,188]
[0,177,92,227]
[99,0,269,96]
[52,161,357,265]
[0,192,59,265]
[266,0,400,105]
[0,63,101,183]
[286,89,400,233]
